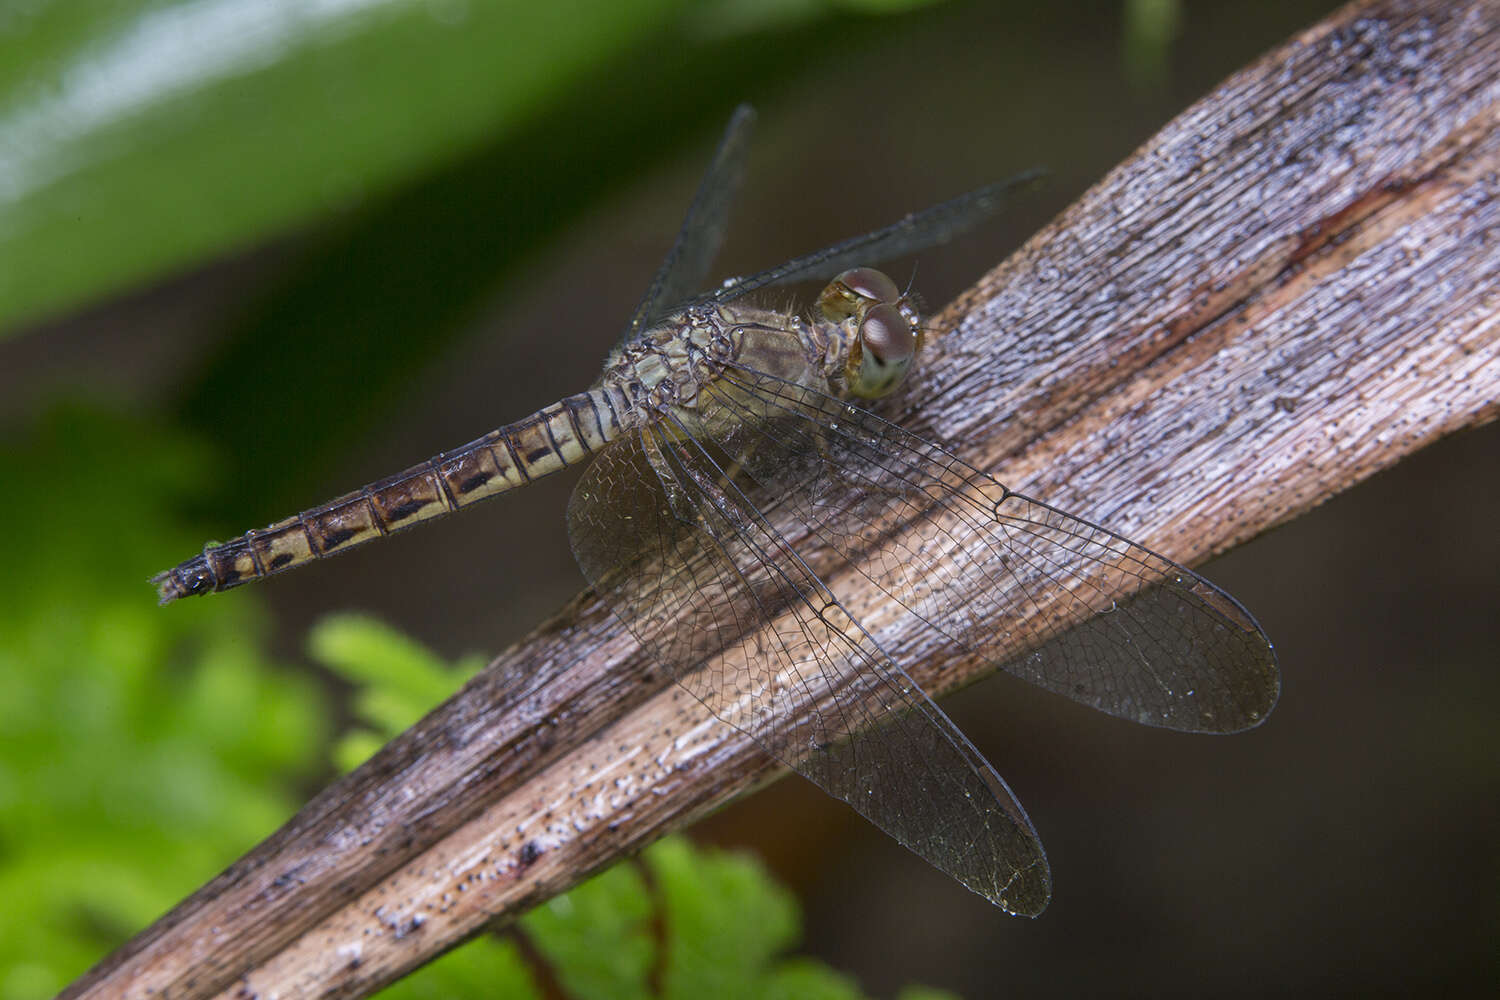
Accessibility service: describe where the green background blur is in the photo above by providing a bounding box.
[2,1,1495,997]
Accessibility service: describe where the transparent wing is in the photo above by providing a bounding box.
[567,426,1052,914]
[707,169,1045,305]
[620,104,758,344]
[702,363,1281,732]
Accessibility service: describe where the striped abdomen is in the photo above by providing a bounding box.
[153,388,628,603]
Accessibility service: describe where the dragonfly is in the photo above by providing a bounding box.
[155,105,1279,916]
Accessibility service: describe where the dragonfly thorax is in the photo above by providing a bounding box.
[601,302,817,426]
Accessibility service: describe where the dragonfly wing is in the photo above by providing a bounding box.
[701,364,1280,734]
[708,170,1045,305]
[567,427,1052,914]
[620,105,758,344]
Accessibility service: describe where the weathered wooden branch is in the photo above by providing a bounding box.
[65,0,1499,996]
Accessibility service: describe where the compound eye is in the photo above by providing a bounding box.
[847,302,919,399]
[819,267,903,321]
[837,267,901,304]
[859,303,916,364]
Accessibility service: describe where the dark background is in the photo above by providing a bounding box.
[6,1,1495,996]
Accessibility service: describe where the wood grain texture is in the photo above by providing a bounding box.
[65,1,1500,997]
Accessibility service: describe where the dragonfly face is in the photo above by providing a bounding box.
[155,105,1277,916]
[817,266,923,399]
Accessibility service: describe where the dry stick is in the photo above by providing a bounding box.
[65,1,1500,997]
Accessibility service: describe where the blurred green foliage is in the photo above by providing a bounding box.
[312,614,488,773]
[0,408,328,999]
[0,0,690,332]
[1122,0,1182,91]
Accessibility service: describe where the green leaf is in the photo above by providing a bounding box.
[518,837,831,1000]
[524,863,659,1000]
[758,960,869,1000]
[311,613,483,770]
[0,0,691,334]
[653,836,802,998]
[373,936,540,1000]
[895,987,964,1000]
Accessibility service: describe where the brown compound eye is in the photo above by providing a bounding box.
[859,302,916,364]
[837,267,901,304]
[846,301,920,399]
[819,267,902,321]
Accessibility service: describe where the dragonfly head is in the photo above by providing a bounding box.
[818,267,922,400]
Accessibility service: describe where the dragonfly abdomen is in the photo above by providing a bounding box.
[153,388,627,603]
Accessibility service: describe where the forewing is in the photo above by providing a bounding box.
[567,428,1052,914]
[620,105,758,344]
[704,364,1280,733]
[709,170,1045,305]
